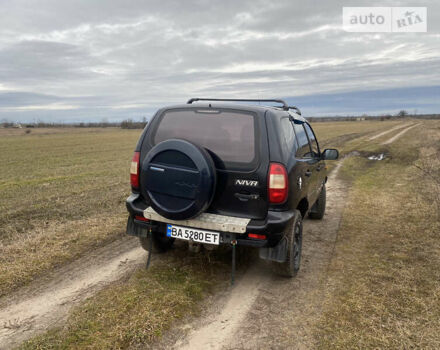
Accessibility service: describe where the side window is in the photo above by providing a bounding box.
[293,122,311,158]
[304,123,320,157]
[280,117,295,155]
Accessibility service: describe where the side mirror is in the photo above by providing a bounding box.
[322,148,339,160]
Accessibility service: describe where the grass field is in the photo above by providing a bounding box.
[0,121,398,298]
[316,120,440,349]
[0,128,140,296]
[2,119,439,349]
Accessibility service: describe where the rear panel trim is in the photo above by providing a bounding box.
[143,206,250,233]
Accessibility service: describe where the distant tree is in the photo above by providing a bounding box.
[1,118,12,128]
[121,119,133,129]
[121,119,147,129]
[397,110,408,117]
[100,118,109,127]
[142,116,148,127]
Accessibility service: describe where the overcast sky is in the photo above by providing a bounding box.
[0,0,439,122]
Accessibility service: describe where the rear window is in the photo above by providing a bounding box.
[153,109,256,164]
[280,117,295,155]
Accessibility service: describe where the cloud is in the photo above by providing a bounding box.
[0,0,439,122]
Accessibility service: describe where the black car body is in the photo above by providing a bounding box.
[126,98,338,276]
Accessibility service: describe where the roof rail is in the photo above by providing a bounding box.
[187,98,289,111]
[288,106,302,115]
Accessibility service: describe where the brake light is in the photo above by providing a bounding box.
[130,151,140,189]
[268,163,288,203]
[248,233,266,240]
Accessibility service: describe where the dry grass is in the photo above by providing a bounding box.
[311,119,408,148]
[0,128,141,296]
[414,143,440,219]
[17,242,248,349]
[19,256,224,350]
[316,120,440,349]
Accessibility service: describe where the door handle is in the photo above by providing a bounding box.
[304,170,312,177]
[234,193,259,201]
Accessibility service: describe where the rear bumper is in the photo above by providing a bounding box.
[126,194,294,247]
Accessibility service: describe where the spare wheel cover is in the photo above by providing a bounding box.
[141,139,216,220]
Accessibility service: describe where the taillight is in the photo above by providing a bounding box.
[130,151,140,189]
[134,215,149,222]
[268,163,288,203]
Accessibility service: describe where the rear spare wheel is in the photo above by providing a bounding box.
[141,139,216,220]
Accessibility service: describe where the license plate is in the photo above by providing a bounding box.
[166,224,220,245]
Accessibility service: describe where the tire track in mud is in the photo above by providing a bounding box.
[169,160,349,350]
[367,122,413,141]
[0,237,146,349]
[382,123,420,145]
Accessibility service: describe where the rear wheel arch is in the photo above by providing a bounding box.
[271,209,303,277]
[297,198,309,218]
[309,185,326,220]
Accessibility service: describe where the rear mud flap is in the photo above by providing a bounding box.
[126,217,148,238]
[259,237,288,263]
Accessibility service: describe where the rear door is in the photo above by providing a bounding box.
[303,123,324,202]
[149,108,269,220]
[292,121,317,203]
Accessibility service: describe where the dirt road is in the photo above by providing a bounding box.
[0,158,349,350]
[367,122,412,141]
[165,160,349,350]
[0,237,146,349]
[382,123,420,145]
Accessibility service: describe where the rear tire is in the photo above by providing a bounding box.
[139,232,174,253]
[272,209,303,277]
[309,185,326,220]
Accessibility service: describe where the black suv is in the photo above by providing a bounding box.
[126,98,338,277]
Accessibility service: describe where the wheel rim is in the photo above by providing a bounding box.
[293,221,302,270]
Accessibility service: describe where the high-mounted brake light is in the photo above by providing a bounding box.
[130,151,140,189]
[268,163,288,203]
